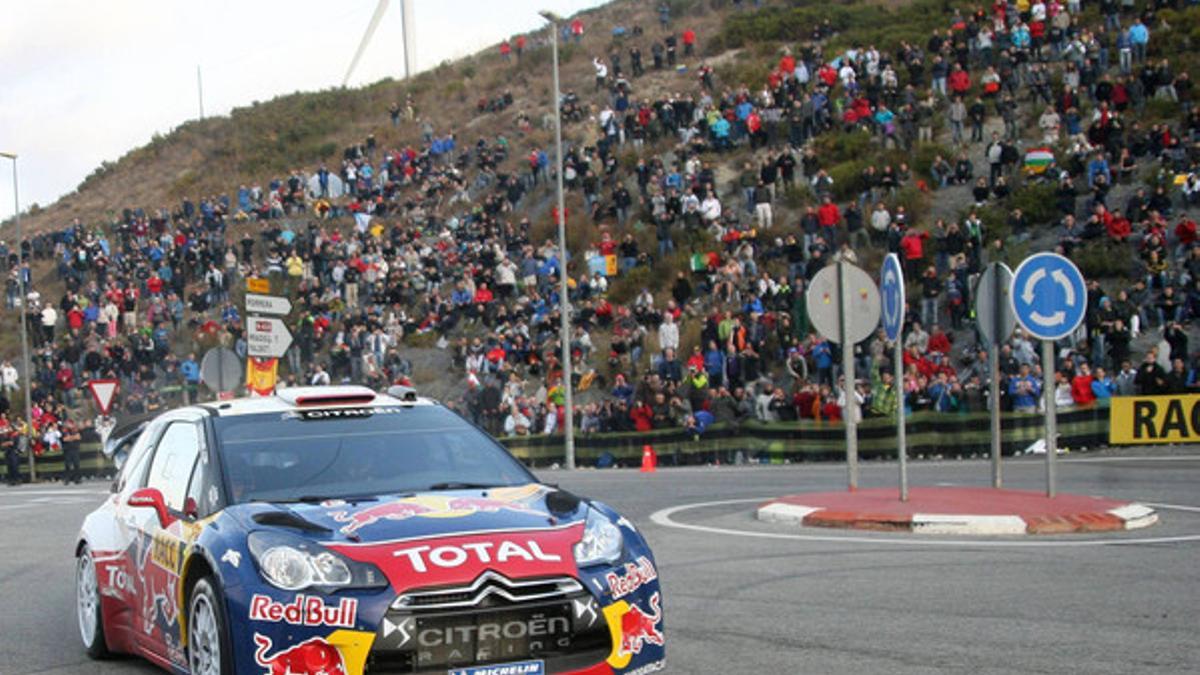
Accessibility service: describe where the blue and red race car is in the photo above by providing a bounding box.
[75,386,664,675]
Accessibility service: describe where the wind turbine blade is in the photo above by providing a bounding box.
[343,0,390,86]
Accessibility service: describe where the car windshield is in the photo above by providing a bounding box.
[213,405,535,504]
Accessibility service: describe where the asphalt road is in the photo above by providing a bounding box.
[2,450,1198,675]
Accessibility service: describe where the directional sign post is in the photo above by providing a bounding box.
[880,254,908,501]
[1010,253,1087,498]
[974,262,1015,489]
[244,293,292,316]
[807,261,882,491]
[247,317,294,359]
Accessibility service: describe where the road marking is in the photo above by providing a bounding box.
[1144,502,1200,513]
[649,498,1200,548]
[544,455,1200,478]
[0,489,109,498]
[1059,456,1200,463]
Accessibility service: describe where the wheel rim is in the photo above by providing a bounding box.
[76,552,99,647]
[188,590,221,675]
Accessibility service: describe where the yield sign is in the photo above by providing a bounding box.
[88,379,119,415]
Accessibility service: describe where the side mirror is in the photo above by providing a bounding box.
[128,487,175,527]
[184,497,199,521]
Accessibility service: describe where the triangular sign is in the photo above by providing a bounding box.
[88,379,119,416]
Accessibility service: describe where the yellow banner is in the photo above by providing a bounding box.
[1109,394,1200,444]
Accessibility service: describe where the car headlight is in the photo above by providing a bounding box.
[573,508,623,567]
[247,531,386,591]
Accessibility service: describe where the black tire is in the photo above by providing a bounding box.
[76,545,111,659]
[187,577,233,675]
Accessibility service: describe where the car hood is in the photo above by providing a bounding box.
[228,484,590,591]
[231,483,585,540]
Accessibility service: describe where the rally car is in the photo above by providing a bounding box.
[75,386,664,675]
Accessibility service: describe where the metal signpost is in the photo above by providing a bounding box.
[974,262,1016,488]
[879,254,907,500]
[1009,253,1087,498]
[199,347,242,395]
[807,261,882,491]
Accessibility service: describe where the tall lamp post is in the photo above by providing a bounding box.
[1,152,35,482]
[538,10,575,470]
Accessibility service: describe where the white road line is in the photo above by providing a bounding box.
[1059,456,1200,463]
[1144,502,1200,513]
[0,489,109,498]
[649,498,1200,548]
[548,454,1200,476]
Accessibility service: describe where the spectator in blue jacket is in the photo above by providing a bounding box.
[1129,19,1149,64]
[1008,363,1043,413]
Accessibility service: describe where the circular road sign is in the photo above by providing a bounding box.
[806,262,882,345]
[880,253,905,341]
[974,262,1016,348]
[200,347,243,394]
[1009,253,1087,341]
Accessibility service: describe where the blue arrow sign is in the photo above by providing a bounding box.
[880,253,905,341]
[1009,252,1087,341]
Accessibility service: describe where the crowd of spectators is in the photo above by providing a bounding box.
[4,1,1200,463]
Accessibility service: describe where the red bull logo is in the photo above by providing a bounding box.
[328,493,540,534]
[248,593,358,628]
[619,592,664,658]
[253,634,346,675]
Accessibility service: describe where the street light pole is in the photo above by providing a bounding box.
[1,152,35,482]
[540,10,575,470]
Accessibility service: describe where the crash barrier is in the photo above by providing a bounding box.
[500,404,1115,467]
[1109,393,1200,444]
[8,401,1122,480]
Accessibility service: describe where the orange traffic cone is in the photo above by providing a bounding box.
[641,444,657,473]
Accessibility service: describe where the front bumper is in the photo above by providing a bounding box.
[226,572,663,675]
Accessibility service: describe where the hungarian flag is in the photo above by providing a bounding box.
[246,357,279,396]
[1023,148,1055,174]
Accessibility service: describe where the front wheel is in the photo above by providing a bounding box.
[187,577,231,675]
[76,546,110,658]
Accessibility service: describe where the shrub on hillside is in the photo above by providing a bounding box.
[1005,182,1059,227]
[826,158,871,201]
[714,0,947,53]
[1075,241,1134,279]
[607,265,655,304]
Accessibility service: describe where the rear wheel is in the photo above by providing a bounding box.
[76,546,110,658]
[187,577,231,675]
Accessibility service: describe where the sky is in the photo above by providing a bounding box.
[0,0,607,223]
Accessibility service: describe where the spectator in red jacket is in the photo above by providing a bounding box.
[817,196,841,227]
[900,228,929,278]
[1107,211,1132,241]
[630,400,654,431]
[948,64,971,95]
[499,40,512,61]
[1071,364,1097,405]
[682,29,696,56]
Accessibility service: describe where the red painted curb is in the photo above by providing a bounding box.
[759,487,1155,535]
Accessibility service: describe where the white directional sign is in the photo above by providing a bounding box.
[247,317,294,358]
[245,293,292,316]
